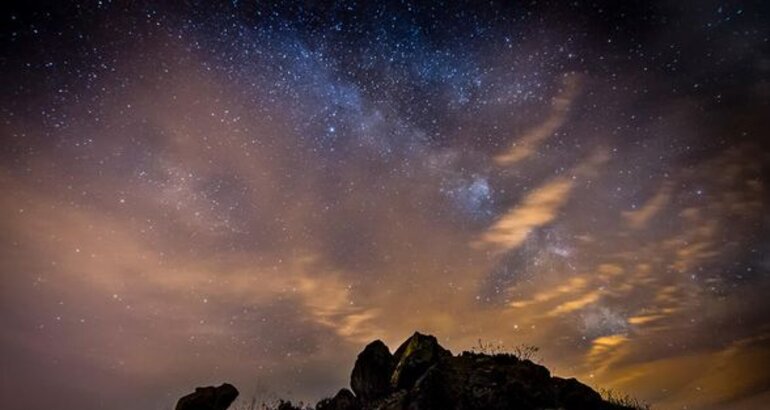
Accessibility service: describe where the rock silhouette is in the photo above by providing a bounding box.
[351,340,395,401]
[175,383,239,410]
[389,332,452,391]
[176,332,639,410]
[327,332,635,410]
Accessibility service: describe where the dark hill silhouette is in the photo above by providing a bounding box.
[176,332,642,410]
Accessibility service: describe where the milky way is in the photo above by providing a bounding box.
[1,2,769,409]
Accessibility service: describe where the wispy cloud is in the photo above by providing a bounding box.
[475,177,573,253]
[622,183,672,229]
[494,73,582,166]
[477,148,608,253]
[292,260,382,343]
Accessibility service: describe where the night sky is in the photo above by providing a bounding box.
[2,1,769,409]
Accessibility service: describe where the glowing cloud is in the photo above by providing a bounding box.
[495,73,582,166]
[622,183,672,229]
[475,177,573,253]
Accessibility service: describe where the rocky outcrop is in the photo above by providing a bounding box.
[174,333,640,410]
[175,383,239,410]
[389,332,451,391]
[351,340,395,401]
[330,332,635,410]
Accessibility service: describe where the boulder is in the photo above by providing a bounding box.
[175,383,239,410]
[390,332,451,390]
[350,340,395,401]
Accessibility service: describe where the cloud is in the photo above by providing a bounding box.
[509,276,588,308]
[475,177,574,253]
[589,333,770,410]
[476,148,608,254]
[494,73,582,166]
[292,261,382,343]
[546,290,601,317]
[622,183,672,229]
[588,333,630,371]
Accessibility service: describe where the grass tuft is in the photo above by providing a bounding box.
[599,387,651,410]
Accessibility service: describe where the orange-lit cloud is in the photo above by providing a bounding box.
[622,183,672,229]
[495,74,582,166]
[475,177,574,253]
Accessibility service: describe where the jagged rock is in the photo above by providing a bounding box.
[175,383,239,410]
[390,332,451,390]
[351,340,395,401]
[316,388,360,410]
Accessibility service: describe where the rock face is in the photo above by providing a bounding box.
[175,383,239,410]
[390,332,451,391]
[326,332,635,410]
[351,340,395,401]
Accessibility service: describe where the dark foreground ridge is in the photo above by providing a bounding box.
[177,332,639,410]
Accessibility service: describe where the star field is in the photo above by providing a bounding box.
[1,1,769,409]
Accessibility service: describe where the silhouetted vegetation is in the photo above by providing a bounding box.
[599,388,651,410]
[232,398,312,410]
[469,338,541,362]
